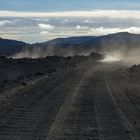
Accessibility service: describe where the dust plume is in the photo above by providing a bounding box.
[12,44,96,58]
[100,47,140,65]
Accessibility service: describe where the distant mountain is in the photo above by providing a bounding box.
[12,32,140,58]
[46,36,95,45]
[12,36,96,58]
[80,32,140,50]
[0,38,28,56]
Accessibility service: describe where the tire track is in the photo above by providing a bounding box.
[0,68,81,139]
[0,61,96,140]
[105,80,140,139]
[94,71,131,140]
[46,67,98,140]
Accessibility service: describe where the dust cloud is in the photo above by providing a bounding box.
[100,51,123,62]
[12,43,140,66]
[12,45,96,59]
[100,48,140,65]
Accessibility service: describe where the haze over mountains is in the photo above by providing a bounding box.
[0,38,28,56]
[1,32,140,63]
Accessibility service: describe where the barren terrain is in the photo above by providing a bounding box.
[0,55,139,140]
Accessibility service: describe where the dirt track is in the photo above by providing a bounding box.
[0,60,139,140]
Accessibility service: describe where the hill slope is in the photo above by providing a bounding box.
[0,38,28,56]
[12,32,140,58]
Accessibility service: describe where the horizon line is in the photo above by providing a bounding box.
[0,31,138,44]
[0,10,140,19]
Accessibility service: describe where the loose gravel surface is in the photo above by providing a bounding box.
[0,60,139,140]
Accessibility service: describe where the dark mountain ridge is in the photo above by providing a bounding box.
[4,32,140,58]
[0,38,29,56]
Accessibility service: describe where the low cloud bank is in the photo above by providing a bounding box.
[0,20,12,26]
[1,10,140,19]
[38,24,55,30]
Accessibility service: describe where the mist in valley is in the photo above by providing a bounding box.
[12,44,96,58]
[100,47,140,65]
[12,43,140,66]
[10,32,140,67]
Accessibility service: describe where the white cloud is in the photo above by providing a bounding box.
[90,26,140,35]
[38,23,55,30]
[32,18,49,22]
[63,18,69,23]
[124,27,140,34]
[40,31,50,35]
[84,20,90,23]
[76,25,89,30]
[0,10,140,19]
[0,20,12,26]
[76,25,81,30]
[90,27,119,35]
[84,20,98,24]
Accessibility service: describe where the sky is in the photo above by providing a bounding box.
[0,0,140,43]
[1,0,140,11]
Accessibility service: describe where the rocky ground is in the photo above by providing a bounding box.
[0,53,101,90]
[0,54,139,140]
